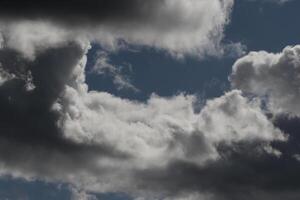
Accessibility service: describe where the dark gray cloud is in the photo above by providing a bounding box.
[134,139,300,200]
[0,42,128,181]
[0,0,159,26]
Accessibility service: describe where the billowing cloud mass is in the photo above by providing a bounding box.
[0,0,235,58]
[0,0,300,200]
[231,45,300,116]
[0,37,289,199]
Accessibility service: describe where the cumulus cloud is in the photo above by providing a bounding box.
[231,45,300,116]
[0,39,288,199]
[0,1,299,199]
[57,86,285,168]
[0,0,235,58]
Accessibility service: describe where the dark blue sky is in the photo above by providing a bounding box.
[2,0,300,199]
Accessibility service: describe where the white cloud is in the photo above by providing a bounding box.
[231,45,300,116]
[31,46,284,195]
[56,78,285,169]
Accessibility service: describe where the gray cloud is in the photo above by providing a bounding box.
[0,0,165,26]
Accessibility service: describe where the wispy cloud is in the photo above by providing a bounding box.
[91,51,139,92]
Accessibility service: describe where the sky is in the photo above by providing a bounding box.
[0,0,300,200]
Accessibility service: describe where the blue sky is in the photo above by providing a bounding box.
[1,0,300,199]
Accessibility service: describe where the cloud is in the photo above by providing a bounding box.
[0,39,288,199]
[70,187,97,200]
[0,0,235,58]
[0,42,128,180]
[231,45,300,116]
[0,21,87,59]
[91,50,139,92]
[0,67,14,86]
[0,1,298,199]
[57,85,285,168]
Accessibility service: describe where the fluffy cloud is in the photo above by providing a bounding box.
[0,0,235,58]
[0,39,287,199]
[231,45,300,116]
[0,1,298,199]
[58,84,285,168]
